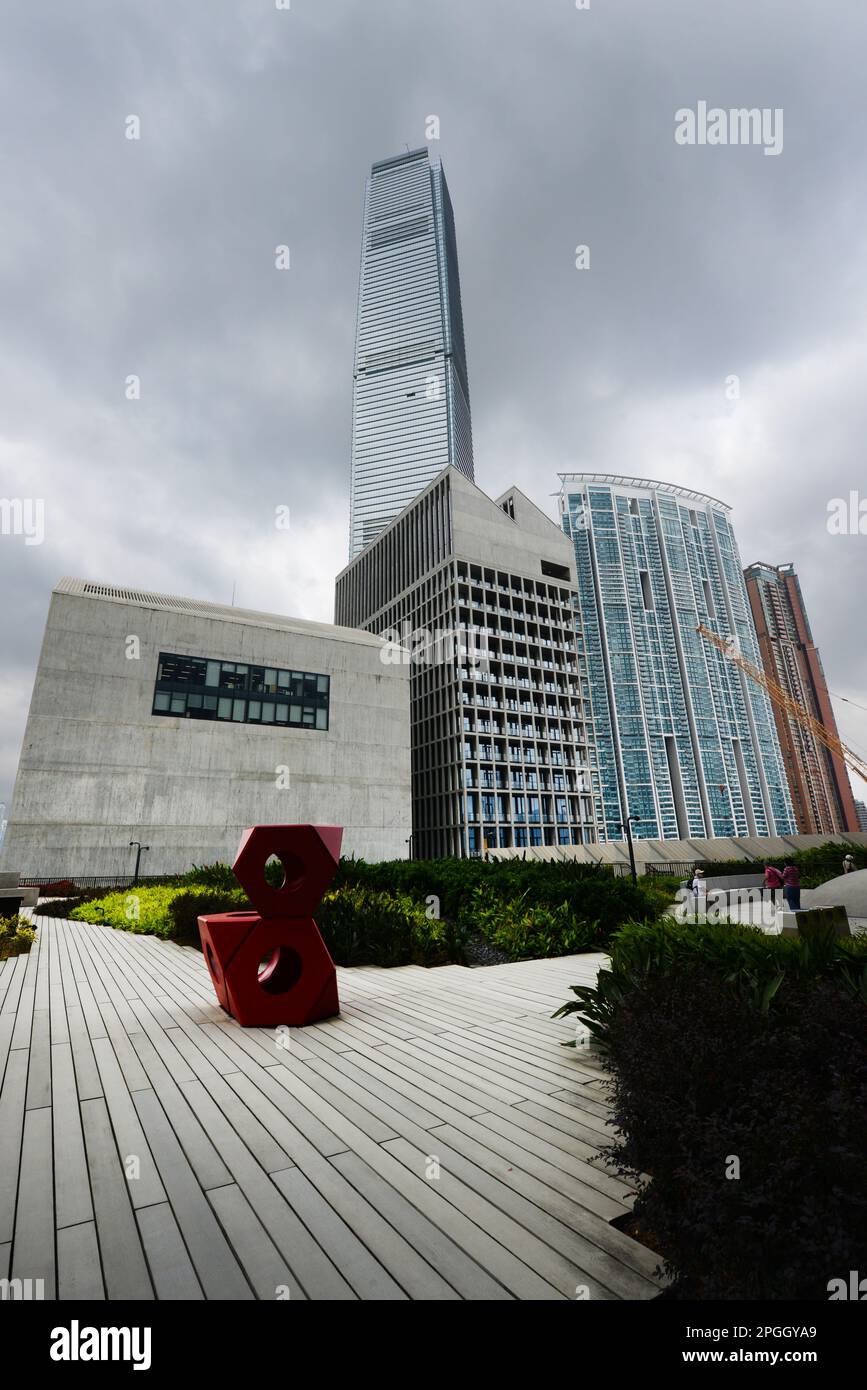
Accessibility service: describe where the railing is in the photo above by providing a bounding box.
[21,874,179,894]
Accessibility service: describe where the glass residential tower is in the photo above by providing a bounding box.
[559,474,796,842]
[349,148,474,558]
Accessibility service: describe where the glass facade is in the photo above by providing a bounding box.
[349,148,474,558]
[559,476,795,841]
[152,652,329,730]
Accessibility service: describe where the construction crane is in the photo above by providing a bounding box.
[696,624,867,785]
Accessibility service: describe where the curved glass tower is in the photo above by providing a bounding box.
[559,474,796,841]
[349,148,474,558]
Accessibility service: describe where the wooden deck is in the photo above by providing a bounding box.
[0,915,663,1301]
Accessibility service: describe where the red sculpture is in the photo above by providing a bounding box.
[198,825,342,1027]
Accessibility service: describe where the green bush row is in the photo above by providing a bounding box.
[555,916,867,1300]
[68,856,674,965]
[688,841,867,888]
[557,915,867,1045]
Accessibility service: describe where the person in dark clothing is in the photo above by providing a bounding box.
[782,860,801,911]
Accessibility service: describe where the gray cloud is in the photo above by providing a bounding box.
[2,0,866,809]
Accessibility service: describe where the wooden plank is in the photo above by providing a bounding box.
[63,1004,104,1102]
[0,1048,28,1244]
[176,1078,354,1300]
[432,1121,663,1288]
[136,1202,204,1300]
[270,1166,409,1301]
[51,1042,94,1229]
[0,955,28,1017]
[12,1107,55,1299]
[57,1221,106,1300]
[169,1037,295,1174]
[383,1135,619,1301]
[25,1009,51,1110]
[80,1097,154,1300]
[264,1061,401,1146]
[90,1037,165,1209]
[206,1184,304,1301]
[223,1068,348,1160]
[130,1087,253,1300]
[128,1032,233,1191]
[255,1066,562,1299]
[276,1151,460,1301]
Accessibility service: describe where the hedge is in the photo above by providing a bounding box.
[66,857,673,964]
[556,919,867,1299]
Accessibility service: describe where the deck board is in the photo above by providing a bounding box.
[0,914,665,1302]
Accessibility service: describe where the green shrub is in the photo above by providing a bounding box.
[0,914,37,959]
[180,862,239,891]
[167,888,250,946]
[318,885,466,967]
[556,916,867,1048]
[468,888,608,959]
[554,916,867,1298]
[70,885,248,940]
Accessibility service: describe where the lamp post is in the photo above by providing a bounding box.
[129,841,149,887]
[405,835,413,862]
[619,816,641,885]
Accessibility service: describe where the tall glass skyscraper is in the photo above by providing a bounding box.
[559,474,796,842]
[349,148,474,558]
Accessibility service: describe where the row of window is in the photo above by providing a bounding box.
[156,653,329,701]
[152,651,330,731]
[153,691,328,729]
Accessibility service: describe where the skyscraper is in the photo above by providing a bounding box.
[348,148,474,558]
[336,467,599,858]
[559,474,796,842]
[744,562,859,834]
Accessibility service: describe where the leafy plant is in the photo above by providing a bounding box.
[0,914,36,959]
[554,915,867,1298]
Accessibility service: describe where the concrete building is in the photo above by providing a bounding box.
[349,148,474,558]
[0,578,411,877]
[744,562,860,834]
[336,467,599,858]
[856,799,867,833]
[558,475,796,842]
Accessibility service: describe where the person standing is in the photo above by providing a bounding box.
[764,862,784,918]
[782,860,801,912]
[843,854,856,875]
[764,863,783,892]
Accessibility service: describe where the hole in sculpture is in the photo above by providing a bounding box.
[264,853,305,894]
[206,943,220,980]
[258,946,303,995]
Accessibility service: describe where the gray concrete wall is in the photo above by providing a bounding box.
[1,585,411,876]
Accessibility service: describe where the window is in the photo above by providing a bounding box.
[152,651,330,731]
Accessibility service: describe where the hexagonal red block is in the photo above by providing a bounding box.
[198,825,342,1027]
[198,911,260,1011]
[221,916,339,1027]
[232,824,343,918]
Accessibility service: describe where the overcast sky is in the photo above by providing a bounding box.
[2,0,866,813]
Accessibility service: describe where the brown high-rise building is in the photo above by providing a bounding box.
[744,562,859,835]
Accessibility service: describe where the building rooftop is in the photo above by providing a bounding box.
[53,578,385,648]
[558,472,731,512]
